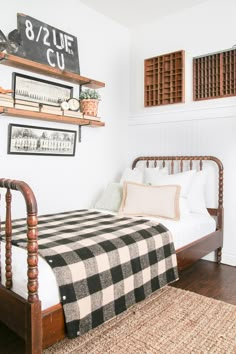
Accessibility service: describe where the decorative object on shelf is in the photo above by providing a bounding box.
[8,29,22,46]
[0,29,21,54]
[0,30,7,51]
[68,97,80,111]
[144,50,185,107]
[16,13,80,73]
[59,97,80,112]
[79,88,101,117]
[12,72,73,106]
[7,29,22,54]
[8,123,76,156]
[193,47,236,101]
[60,100,70,111]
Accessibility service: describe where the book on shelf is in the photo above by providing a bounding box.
[0,100,14,107]
[40,105,62,113]
[40,107,62,115]
[63,110,83,118]
[0,93,13,100]
[14,99,39,108]
[0,96,14,103]
[40,104,61,110]
[14,104,39,112]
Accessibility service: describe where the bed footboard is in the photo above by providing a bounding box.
[0,179,42,354]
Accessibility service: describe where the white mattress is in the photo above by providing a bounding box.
[0,212,216,310]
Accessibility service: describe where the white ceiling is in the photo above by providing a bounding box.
[79,0,209,28]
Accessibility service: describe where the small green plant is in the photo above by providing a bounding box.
[79,88,101,100]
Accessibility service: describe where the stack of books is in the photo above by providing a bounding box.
[14,99,40,112]
[0,93,14,108]
[40,105,62,115]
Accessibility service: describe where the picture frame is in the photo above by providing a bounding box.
[8,124,76,156]
[12,72,73,106]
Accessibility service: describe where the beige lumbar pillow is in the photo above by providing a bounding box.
[119,182,181,220]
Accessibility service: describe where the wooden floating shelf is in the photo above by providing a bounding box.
[0,106,105,127]
[0,52,105,89]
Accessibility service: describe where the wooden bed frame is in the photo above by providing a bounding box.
[0,156,223,354]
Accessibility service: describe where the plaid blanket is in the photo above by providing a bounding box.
[4,209,178,338]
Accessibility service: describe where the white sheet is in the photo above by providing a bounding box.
[0,212,216,310]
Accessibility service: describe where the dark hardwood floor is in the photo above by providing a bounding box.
[0,260,235,353]
[171,259,236,305]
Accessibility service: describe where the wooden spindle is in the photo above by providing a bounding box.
[5,188,12,289]
[180,160,183,172]
[218,167,224,209]
[200,160,203,171]
[0,193,1,284]
[27,213,39,303]
[171,160,174,174]
[0,179,39,303]
[190,160,193,170]
[154,160,157,168]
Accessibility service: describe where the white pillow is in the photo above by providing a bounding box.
[144,167,169,184]
[119,182,181,220]
[149,170,196,197]
[120,167,143,184]
[94,183,123,212]
[179,197,191,216]
[187,171,209,215]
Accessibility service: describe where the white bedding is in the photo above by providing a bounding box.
[0,212,216,310]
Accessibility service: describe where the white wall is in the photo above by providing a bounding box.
[0,0,130,217]
[128,0,236,265]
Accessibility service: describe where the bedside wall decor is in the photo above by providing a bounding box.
[8,123,76,156]
[144,50,185,107]
[193,47,236,101]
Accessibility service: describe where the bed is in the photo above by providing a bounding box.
[0,155,224,354]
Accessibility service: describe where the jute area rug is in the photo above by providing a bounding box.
[44,286,236,354]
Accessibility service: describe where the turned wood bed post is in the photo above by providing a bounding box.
[0,178,42,354]
[5,188,13,289]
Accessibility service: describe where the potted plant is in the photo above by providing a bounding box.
[79,88,101,117]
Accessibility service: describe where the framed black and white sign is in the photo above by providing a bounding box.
[12,72,73,106]
[16,13,80,74]
[8,124,76,156]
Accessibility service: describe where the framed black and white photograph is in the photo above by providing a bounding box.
[12,72,73,106]
[8,124,76,156]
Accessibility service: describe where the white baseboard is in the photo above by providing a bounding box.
[221,253,236,267]
[203,251,236,266]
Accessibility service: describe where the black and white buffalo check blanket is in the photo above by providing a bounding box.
[5,209,178,338]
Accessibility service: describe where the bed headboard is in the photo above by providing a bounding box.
[132,156,223,228]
